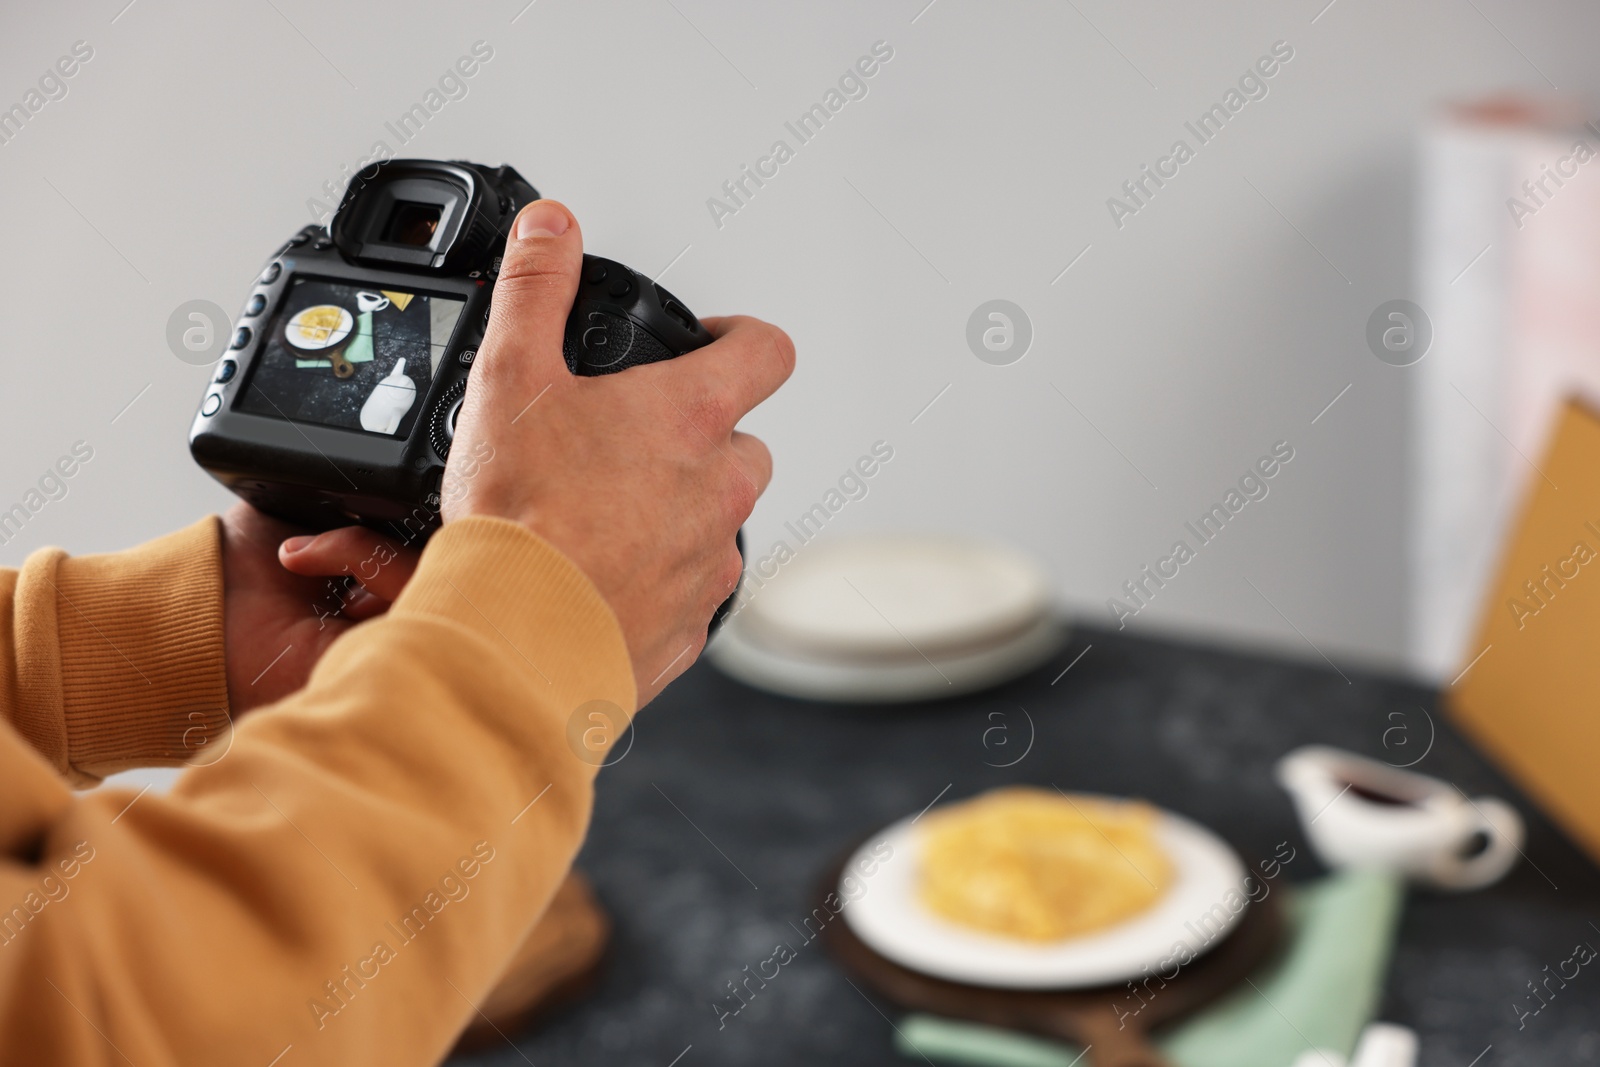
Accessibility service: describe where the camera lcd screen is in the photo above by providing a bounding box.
[236,277,464,439]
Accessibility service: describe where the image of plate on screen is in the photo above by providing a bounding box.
[283,305,354,351]
[843,790,1248,989]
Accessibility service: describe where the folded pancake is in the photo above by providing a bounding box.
[293,305,346,345]
[917,787,1173,942]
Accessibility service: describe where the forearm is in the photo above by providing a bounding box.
[0,518,229,785]
[0,517,635,1066]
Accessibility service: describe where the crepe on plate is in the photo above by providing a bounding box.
[293,305,346,345]
[916,787,1174,942]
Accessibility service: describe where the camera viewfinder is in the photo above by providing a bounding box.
[384,201,444,248]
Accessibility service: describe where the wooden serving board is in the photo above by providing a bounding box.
[817,853,1286,1067]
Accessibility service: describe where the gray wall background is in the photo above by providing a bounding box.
[1,0,1594,676]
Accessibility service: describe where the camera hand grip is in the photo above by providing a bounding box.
[561,255,713,375]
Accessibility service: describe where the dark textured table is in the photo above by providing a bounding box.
[453,625,1600,1067]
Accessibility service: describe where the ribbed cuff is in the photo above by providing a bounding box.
[37,518,230,781]
[392,516,637,720]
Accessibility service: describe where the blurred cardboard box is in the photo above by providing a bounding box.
[1447,398,1600,865]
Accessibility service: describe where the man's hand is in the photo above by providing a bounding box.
[442,200,793,705]
[219,503,419,713]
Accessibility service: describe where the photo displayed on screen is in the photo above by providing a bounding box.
[237,277,465,438]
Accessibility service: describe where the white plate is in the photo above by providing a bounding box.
[284,305,354,351]
[842,803,1248,989]
[737,535,1053,661]
[709,612,1067,703]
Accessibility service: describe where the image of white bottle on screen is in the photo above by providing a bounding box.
[360,358,417,435]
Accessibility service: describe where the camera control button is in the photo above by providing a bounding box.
[245,293,267,316]
[259,262,281,284]
[457,348,476,367]
[313,237,333,251]
[288,232,311,247]
[214,359,237,384]
[606,274,634,299]
[585,262,608,285]
[661,298,696,332]
[201,393,222,417]
[230,327,252,350]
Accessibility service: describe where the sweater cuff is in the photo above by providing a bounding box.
[392,516,638,723]
[27,517,230,782]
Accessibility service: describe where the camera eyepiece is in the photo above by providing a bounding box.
[329,160,534,272]
[383,201,443,247]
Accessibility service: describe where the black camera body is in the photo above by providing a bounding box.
[189,159,713,544]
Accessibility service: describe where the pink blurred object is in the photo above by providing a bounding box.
[1412,94,1600,681]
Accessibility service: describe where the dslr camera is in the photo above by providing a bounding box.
[190,159,713,544]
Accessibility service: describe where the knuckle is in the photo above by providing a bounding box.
[490,265,569,315]
[679,384,735,436]
[499,239,574,285]
[463,347,516,395]
[745,436,773,482]
[332,526,373,552]
[724,318,792,372]
[717,547,745,595]
[723,472,759,523]
[339,526,379,553]
[762,324,797,377]
[682,631,710,669]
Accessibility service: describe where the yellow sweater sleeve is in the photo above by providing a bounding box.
[0,515,637,1066]
[0,517,230,786]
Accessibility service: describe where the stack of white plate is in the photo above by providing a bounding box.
[708,534,1066,703]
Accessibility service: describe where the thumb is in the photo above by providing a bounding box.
[482,199,583,382]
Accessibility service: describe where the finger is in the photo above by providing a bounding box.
[339,586,394,622]
[279,527,420,602]
[664,316,795,430]
[727,431,773,497]
[480,199,584,383]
